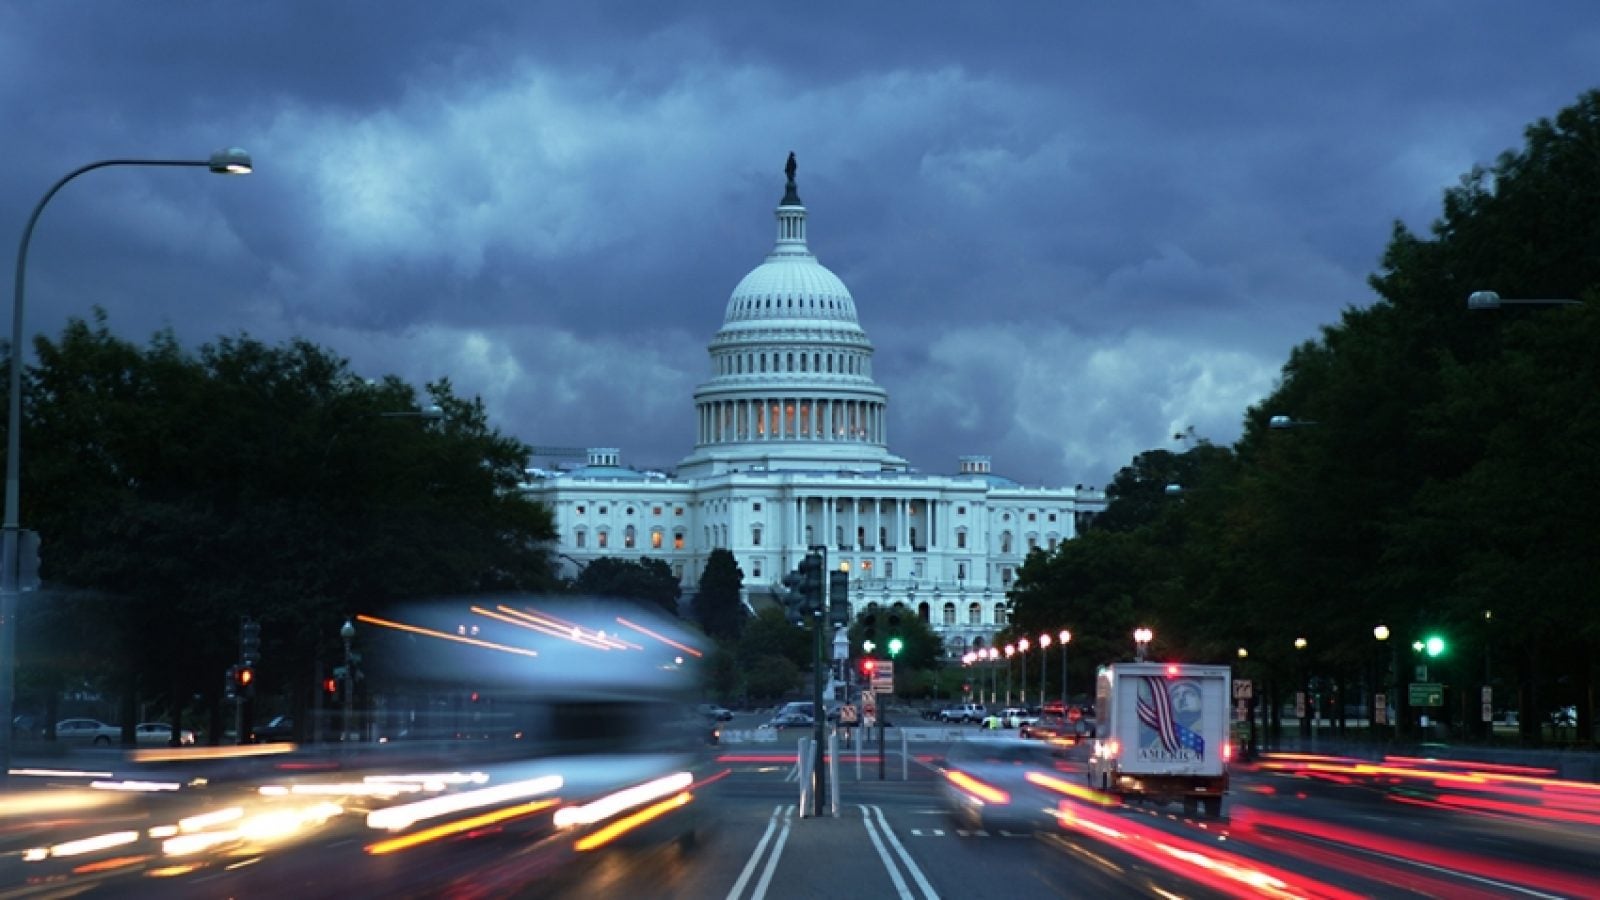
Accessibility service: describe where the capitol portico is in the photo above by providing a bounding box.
[522,157,1105,657]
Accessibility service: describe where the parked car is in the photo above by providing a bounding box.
[938,703,987,724]
[55,718,121,745]
[763,712,814,730]
[697,704,734,721]
[135,722,196,745]
[12,714,47,739]
[253,715,295,742]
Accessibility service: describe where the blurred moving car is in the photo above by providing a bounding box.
[11,714,47,739]
[135,722,196,745]
[54,718,121,745]
[940,737,1064,831]
[1551,705,1578,727]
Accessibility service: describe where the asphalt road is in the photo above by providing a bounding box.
[5,726,1599,898]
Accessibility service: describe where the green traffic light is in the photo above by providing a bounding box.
[1424,635,1445,657]
[888,637,904,657]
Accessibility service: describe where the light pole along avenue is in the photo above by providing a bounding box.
[0,150,253,781]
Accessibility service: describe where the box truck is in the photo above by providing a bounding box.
[1086,662,1232,818]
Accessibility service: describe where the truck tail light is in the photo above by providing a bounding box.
[1223,740,1233,762]
[1098,739,1120,760]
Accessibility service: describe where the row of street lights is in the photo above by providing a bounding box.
[959,626,1159,710]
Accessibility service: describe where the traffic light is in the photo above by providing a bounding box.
[1424,635,1446,658]
[234,664,256,698]
[888,637,904,658]
[887,607,902,658]
[323,676,339,696]
[224,665,238,700]
[861,657,877,678]
[781,552,824,623]
[241,618,261,664]
[828,569,850,628]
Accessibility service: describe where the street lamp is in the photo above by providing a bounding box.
[340,619,356,741]
[1134,627,1153,662]
[1038,633,1051,712]
[1375,625,1396,738]
[1294,637,1310,737]
[0,149,253,779]
[1058,629,1071,712]
[1004,644,1016,705]
[1017,638,1030,705]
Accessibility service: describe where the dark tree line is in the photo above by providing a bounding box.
[1006,89,1600,744]
[7,311,558,743]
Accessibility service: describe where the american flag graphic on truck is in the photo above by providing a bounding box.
[1135,676,1206,762]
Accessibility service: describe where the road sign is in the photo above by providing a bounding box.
[1481,702,1493,723]
[1233,679,1253,700]
[863,692,877,726]
[1409,682,1443,707]
[1375,693,1387,725]
[871,660,894,693]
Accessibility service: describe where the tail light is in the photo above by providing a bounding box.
[1223,740,1233,762]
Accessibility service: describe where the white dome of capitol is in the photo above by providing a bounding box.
[723,256,860,324]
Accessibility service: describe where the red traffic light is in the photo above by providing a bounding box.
[323,677,338,694]
[236,666,255,686]
[862,658,877,674]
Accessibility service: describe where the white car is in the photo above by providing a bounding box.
[135,722,196,745]
[55,718,122,745]
[984,708,1039,729]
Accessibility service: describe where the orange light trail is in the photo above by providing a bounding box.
[518,605,644,649]
[573,792,692,851]
[945,770,1009,805]
[1025,770,1116,806]
[482,605,628,650]
[364,799,557,855]
[356,614,538,658]
[615,616,702,658]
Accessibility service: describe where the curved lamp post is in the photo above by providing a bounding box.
[1038,633,1051,711]
[1017,638,1030,705]
[0,149,252,779]
[340,619,357,741]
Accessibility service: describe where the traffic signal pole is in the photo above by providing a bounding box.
[811,545,829,818]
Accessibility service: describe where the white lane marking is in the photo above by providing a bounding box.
[859,804,915,900]
[725,805,783,900]
[749,806,793,900]
[870,804,941,900]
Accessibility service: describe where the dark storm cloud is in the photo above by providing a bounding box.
[1,2,1595,488]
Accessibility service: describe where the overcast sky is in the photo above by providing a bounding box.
[1,2,1594,488]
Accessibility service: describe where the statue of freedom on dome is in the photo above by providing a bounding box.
[785,152,797,182]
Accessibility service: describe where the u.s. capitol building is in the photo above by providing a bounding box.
[522,158,1105,657]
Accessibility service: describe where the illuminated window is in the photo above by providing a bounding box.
[651,531,663,549]
[624,526,636,549]
[862,560,873,572]
[674,532,685,550]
